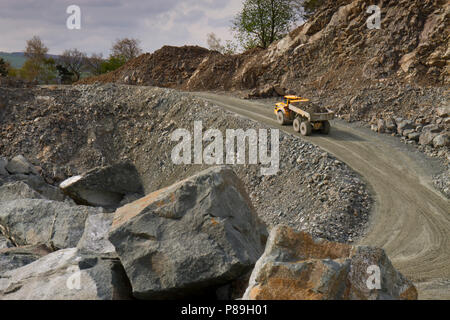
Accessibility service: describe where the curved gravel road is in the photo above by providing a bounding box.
[193,92,450,300]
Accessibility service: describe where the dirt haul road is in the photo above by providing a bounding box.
[193,92,450,300]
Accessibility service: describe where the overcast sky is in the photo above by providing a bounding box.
[0,0,243,55]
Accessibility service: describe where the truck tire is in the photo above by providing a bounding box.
[300,121,312,136]
[293,118,301,132]
[321,121,331,134]
[277,111,287,125]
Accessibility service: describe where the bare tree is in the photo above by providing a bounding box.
[84,53,104,76]
[207,33,224,52]
[58,48,87,81]
[207,33,237,54]
[111,38,143,61]
[24,36,48,61]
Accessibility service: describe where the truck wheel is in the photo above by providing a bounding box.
[277,111,287,125]
[321,121,331,134]
[300,121,312,136]
[293,118,301,132]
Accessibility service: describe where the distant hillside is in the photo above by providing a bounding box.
[0,52,27,69]
[0,52,62,69]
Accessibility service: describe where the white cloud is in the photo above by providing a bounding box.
[0,0,243,55]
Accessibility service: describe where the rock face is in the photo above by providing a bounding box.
[0,181,44,202]
[243,226,417,300]
[60,162,144,209]
[109,166,267,299]
[0,248,132,300]
[0,199,101,249]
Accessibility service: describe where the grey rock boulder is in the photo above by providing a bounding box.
[402,129,415,138]
[5,155,38,175]
[60,162,144,209]
[419,130,439,146]
[408,132,421,142]
[397,120,415,135]
[0,181,44,202]
[77,212,116,257]
[0,199,102,249]
[0,248,132,300]
[108,166,267,299]
[433,133,449,148]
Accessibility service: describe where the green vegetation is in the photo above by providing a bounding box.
[232,0,297,50]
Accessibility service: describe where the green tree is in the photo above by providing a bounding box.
[232,0,297,50]
[21,36,57,83]
[111,38,143,61]
[20,57,57,84]
[100,56,127,74]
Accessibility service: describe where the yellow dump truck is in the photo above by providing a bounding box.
[274,95,335,136]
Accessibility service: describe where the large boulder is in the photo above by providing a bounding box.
[76,212,116,257]
[60,162,144,209]
[108,166,267,299]
[0,248,132,300]
[5,155,38,175]
[0,181,44,202]
[243,226,417,300]
[0,199,102,249]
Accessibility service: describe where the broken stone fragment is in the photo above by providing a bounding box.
[59,162,144,209]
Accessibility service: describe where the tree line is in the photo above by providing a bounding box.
[2,36,143,84]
